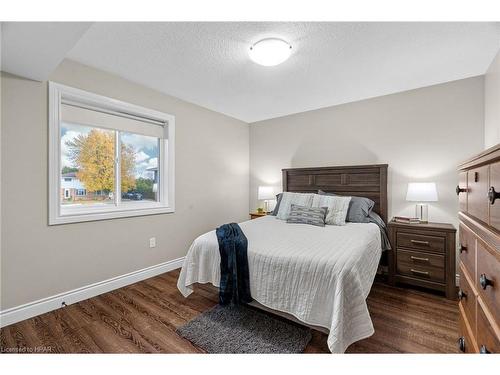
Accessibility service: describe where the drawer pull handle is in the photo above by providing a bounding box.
[411,269,430,276]
[410,240,430,246]
[459,244,467,253]
[479,274,492,290]
[488,186,500,205]
[480,345,490,354]
[458,337,465,352]
[458,289,467,300]
[456,185,467,195]
[410,256,429,263]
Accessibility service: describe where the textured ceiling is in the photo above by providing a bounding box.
[1,22,92,81]
[65,22,500,122]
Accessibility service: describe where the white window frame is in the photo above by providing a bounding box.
[49,82,175,225]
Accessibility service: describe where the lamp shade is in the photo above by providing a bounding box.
[406,182,438,202]
[258,186,275,200]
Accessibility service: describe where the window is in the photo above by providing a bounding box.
[49,82,175,225]
[76,189,87,196]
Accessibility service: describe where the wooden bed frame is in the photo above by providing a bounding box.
[282,164,388,223]
[248,164,389,334]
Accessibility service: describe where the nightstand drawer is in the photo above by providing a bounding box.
[396,231,445,253]
[388,220,456,299]
[396,248,444,269]
[396,261,445,283]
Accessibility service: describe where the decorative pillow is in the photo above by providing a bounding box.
[271,193,283,216]
[312,194,351,226]
[318,190,374,223]
[286,204,327,227]
[276,192,315,220]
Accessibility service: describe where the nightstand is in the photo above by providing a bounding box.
[387,220,456,299]
[249,212,267,220]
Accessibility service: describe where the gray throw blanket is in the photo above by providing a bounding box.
[368,212,391,251]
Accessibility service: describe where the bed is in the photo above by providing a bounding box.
[177,164,388,353]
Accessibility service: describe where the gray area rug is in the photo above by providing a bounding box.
[177,304,312,353]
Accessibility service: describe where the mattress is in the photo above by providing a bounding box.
[177,215,382,353]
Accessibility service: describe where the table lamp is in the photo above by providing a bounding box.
[258,186,275,213]
[406,182,438,223]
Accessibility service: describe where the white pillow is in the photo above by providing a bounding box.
[276,192,315,220]
[311,194,351,225]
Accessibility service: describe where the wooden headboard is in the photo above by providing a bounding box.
[282,164,388,223]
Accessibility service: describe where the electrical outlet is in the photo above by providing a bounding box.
[149,237,156,248]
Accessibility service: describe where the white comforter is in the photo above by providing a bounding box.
[177,215,382,353]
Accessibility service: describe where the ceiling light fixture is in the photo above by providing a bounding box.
[249,38,292,67]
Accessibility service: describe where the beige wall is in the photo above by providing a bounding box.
[484,48,500,149]
[0,59,488,311]
[1,60,249,310]
[250,77,485,231]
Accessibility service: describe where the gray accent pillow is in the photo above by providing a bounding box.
[271,193,283,216]
[318,190,375,223]
[286,204,327,227]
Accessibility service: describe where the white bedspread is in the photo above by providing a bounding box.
[177,215,382,353]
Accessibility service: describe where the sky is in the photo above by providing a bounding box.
[61,122,158,179]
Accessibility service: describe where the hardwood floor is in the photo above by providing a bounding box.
[0,269,459,353]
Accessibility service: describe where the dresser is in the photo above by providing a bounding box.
[457,144,500,354]
[387,220,456,299]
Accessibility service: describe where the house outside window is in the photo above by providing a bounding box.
[49,82,175,225]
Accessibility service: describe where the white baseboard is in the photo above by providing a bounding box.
[0,257,185,328]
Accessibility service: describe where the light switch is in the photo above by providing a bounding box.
[149,237,156,248]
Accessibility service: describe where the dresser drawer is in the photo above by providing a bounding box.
[489,161,500,231]
[397,248,444,268]
[459,223,476,279]
[458,170,468,212]
[467,165,489,224]
[477,240,500,326]
[396,260,445,283]
[459,264,477,339]
[458,310,478,353]
[396,232,445,253]
[477,301,500,353]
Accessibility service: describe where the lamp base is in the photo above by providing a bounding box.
[415,203,429,223]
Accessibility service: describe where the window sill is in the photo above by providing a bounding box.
[49,205,175,225]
